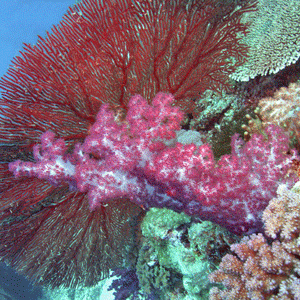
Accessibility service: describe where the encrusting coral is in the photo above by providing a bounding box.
[134,207,237,299]
[209,182,300,299]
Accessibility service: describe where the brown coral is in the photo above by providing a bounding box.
[209,183,300,300]
[258,82,300,145]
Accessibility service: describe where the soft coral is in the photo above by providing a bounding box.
[10,93,297,235]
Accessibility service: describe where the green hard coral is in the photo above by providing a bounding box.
[141,208,191,240]
[138,208,238,299]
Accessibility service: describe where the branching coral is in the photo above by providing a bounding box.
[262,183,300,257]
[258,82,300,146]
[209,183,300,299]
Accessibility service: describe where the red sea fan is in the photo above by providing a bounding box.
[0,179,143,287]
[0,0,256,288]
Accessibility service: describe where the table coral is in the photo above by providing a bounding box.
[231,0,300,81]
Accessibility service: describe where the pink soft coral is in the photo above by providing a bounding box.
[9,93,297,235]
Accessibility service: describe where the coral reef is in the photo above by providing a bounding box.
[2,0,300,298]
[209,183,300,299]
[0,0,256,287]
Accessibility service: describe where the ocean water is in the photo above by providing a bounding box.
[0,0,75,79]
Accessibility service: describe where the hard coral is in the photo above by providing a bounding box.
[209,183,300,300]
[136,208,237,299]
[258,82,300,146]
[231,0,300,81]
[262,183,300,256]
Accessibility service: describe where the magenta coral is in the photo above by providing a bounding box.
[9,93,297,235]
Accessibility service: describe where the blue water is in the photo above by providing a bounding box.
[0,0,75,79]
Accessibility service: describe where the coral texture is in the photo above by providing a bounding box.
[231,0,300,81]
[136,208,237,299]
[262,183,300,255]
[258,82,300,145]
[190,89,248,158]
[209,183,300,300]
[9,93,297,235]
[0,0,256,287]
[0,183,143,288]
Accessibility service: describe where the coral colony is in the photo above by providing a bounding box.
[2,0,300,298]
[8,92,297,235]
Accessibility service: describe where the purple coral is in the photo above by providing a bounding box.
[108,269,142,300]
[9,93,297,235]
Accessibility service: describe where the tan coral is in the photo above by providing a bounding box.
[263,183,300,256]
[258,82,300,145]
[209,183,300,299]
[209,234,294,299]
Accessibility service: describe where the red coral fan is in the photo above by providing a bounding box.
[0,0,255,288]
[209,184,300,300]
[0,181,143,287]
